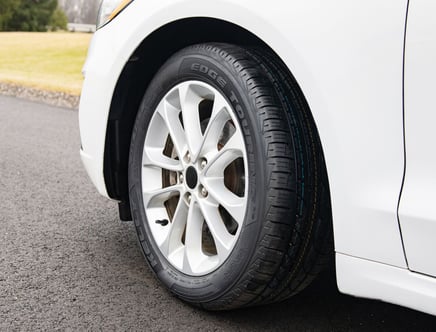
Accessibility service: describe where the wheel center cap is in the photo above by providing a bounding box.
[185,166,198,189]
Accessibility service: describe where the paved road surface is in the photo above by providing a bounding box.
[0,95,435,331]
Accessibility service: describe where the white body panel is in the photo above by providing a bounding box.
[400,0,436,277]
[337,254,436,316]
[79,0,436,315]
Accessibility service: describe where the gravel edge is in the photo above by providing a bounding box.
[0,82,80,109]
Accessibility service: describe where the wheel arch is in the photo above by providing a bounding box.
[104,17,330,222]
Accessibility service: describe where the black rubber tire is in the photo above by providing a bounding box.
[128,43,333,310]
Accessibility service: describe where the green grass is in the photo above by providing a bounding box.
[0,32,92,95]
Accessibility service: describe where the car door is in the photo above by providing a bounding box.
[399,0,436,277]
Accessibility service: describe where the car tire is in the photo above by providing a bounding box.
[128,43,333,310]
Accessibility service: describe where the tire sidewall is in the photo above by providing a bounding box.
[129,45,268,303]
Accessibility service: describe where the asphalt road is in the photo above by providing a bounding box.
[0,95,435,331]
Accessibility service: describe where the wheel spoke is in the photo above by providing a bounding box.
[183,202,204,274]
[202,178,245,225]
[198,199,234,260]
[221,128,245,151]
[155,100,187,159]
[158,199,189,257]
[200,95,231,156]
[178,84,204,159]
[142,184,184,208]
[143,147,183,172]
[203,132,244,177]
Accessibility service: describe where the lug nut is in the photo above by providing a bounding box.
[200,159,207,169]
[186,193,191,203]
[185,152,191,162]
[200,186,208,197]
[179,174,184,183]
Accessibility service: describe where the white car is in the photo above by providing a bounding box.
[79,0,436,314]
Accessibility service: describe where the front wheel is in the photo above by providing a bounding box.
[128,43,332,310]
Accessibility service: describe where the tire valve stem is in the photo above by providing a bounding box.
[155,219,169,226]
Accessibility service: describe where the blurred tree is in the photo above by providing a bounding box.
[6,0,58,31]
[49,7,68,31]
[0,0,20,30]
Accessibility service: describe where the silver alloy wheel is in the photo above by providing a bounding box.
[141,81,248,276]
